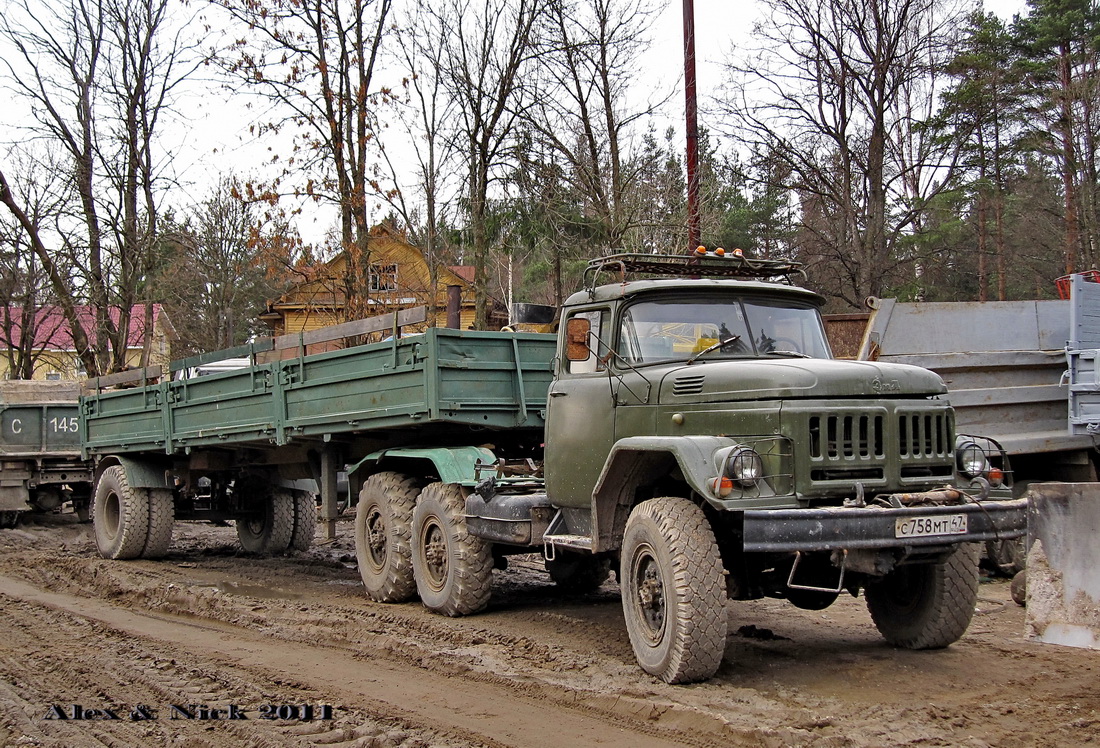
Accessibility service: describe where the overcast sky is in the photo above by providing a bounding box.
[1,0,1032,246]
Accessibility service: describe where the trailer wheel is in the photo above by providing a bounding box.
[290,491,316,551]
[141,489,175,559]
[620,497,728,684]
[236,490,294,554]
[865,543,979,649]
[93,465,150,560]
[545,552,612,593]
[411,482,492,616]
[355,472,421,602]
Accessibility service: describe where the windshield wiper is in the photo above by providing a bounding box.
[763,350,812,358]
[687,336,742,364]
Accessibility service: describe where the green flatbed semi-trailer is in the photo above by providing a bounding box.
[81,253,1027,683]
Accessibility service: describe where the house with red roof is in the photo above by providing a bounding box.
[0,304,175,380]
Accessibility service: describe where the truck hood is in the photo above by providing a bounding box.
[657,358,947,404]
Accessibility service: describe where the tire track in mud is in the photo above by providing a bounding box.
[5,517,1100,748]
[1,548,770,745]
[0,595,480,748]
[1,573,744,748]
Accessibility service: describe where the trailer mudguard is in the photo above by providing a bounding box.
[95,455,172,489]
[347,446,497,485]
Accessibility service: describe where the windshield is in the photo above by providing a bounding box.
[618,296,831,365]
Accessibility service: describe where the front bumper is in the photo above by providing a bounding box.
[741,498,1027,553]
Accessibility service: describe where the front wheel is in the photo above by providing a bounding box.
[865,543,979,649]
[411,482,492,616]
[620,497,728,684]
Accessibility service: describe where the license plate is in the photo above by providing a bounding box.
[895,514,968,539]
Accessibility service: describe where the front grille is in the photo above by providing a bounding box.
[808,411,952,461]
[809,414,884,459]
[798,406,954,493]
[898,412,951,457]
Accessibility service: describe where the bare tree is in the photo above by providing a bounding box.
[213,0,393,320]
[718,0,968,308]
[375,4,464,323]
[154,175,288,356]
[431,0,545,329]
[525,0,664,250]
[0,149,69,379]
[0,0,199,375]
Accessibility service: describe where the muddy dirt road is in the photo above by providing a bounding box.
[1,512,1097,748]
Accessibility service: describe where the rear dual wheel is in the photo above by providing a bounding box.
[290,490,316,551]
[355,472,422,602]
[236,489,295,554]
[411,482,493,616]
[92,465,174,559]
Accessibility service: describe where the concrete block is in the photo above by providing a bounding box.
[1026,483,1100,649]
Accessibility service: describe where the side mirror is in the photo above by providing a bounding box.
[565,317,592,361]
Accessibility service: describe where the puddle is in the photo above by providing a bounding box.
[214,581,303,600]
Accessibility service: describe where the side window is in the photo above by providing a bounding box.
[566,309,608,374]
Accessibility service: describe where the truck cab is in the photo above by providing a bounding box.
[545,276,958,509]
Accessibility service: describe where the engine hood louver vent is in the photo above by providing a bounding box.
[673,374,706,396]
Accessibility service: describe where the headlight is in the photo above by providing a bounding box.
[726,447,764,487]
[957,441,990,479]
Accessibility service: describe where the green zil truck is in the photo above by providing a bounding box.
[80,253,1027,683]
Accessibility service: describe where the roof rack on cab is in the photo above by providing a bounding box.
[583,249,805,292]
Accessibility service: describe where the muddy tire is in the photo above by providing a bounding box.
[620,497,728,684]
[985,537,1026,576]
[0,511,21,529]
[236,490,294,554]
[411,482,493,616]
[141,489,175,559]
[355,472,421,602]
[546,552,612,593]
[93,466,150,560]
[1011,569,1027,607]
[865,543,979,649]
[290,491,316,552]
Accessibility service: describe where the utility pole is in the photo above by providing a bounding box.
[683,0,701,252]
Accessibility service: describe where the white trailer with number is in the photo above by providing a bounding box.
[0,381,94,527]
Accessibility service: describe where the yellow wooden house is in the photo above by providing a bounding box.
[261,222,488,341]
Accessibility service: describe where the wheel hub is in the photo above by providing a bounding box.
[423,523,448,590]
[103,493,121,540]
[633,550,666,641]
[366,510,387,566]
